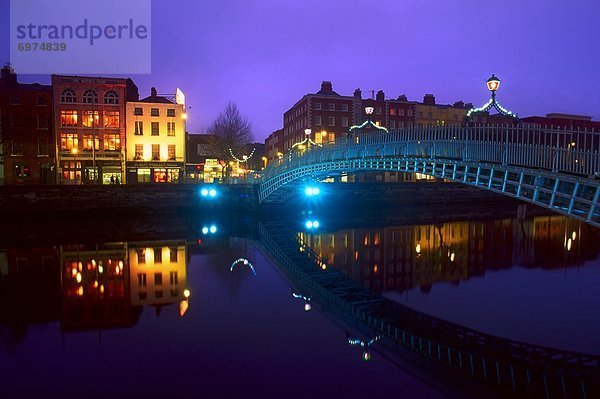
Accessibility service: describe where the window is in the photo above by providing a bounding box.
[15,164,30,178]
[154,273,162,285]
[137,249,146,264]
[134,107,143,116]
[398,109,405,116]
[328,116,335,127]
[417,111,423,118]
[342,104,349,112]
[390,120,396,129]
[328,103,335,111]
[60,89,76,103]
[167,109,175,117]
[38,138,49,156]
[169,271,178,285]
[82,89,98,104]
[389,108,396,115]
[155,290,163,299]
[152,144,160,160]
[62,161,81,181]
[314,102,322,110]
[36,96,47,106]
[154,248,162,263]
[339,117,347,127]
[103,133,120,150]
[134,144,143,160]
[82,134,99,150]
[37,114,48,129]
[134,121,143,135]
[407,109,412,116]
[169,247,178,262]
[103,111,119,128]
[168,145,176,160]
[10,112,22,127]
[138,292,147,300]
[10,141,23,155]
[82,111,99,127]
[151,108,159,117]
[314,115,321,125]
[60,133,78,150]
[167,122,175,136]
[151,122,159,136]
[375,107,382,115]
[60,110,78,126]
[103,90,119,104]
[137,273,147,287]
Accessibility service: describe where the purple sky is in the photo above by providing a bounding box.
[2,0,600,141]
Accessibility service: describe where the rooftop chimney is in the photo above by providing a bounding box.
[150,87,157,97]
[423,94,436,105]
[354,88,362,99]
[397,94,408,102]
[320,81,333,93]
[376,90,385,101]
[453,101,465,108]
[1,64,17,86]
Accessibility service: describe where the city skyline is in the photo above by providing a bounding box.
[1,0,600,141]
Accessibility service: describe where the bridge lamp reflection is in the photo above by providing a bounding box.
[572,231,577,241]
[305,220,320,229]
[304,186,321,196]
[200,187,218,198]
[183,289,191,299]
[201,225,218,235]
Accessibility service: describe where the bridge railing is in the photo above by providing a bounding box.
[262,125,600,181]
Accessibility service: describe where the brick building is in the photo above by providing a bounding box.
[521,113,600,130]
[52,75,138,185]
[0,66,54,184]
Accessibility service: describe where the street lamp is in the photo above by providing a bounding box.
[466,74,518,122]
[486,74,501,94]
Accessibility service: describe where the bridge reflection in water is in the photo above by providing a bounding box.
[1,214,598,398]
[260,215,600,398]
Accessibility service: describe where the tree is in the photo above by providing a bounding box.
[207,102,253,177]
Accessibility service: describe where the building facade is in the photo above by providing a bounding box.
[0,66,54,184]
[414,94,468,127]
[521,113,600,130]
[52,75,138,185]
[125,88,186,183]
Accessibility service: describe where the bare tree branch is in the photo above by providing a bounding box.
[207,102,253,163]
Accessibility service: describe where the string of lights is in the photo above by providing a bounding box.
[228,147,256,163]
[230,258,256,275]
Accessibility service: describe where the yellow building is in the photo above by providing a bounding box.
[128,241,189,312]
[414,94,467,127]
[125,87,186,183]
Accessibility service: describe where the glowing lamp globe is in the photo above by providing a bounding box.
[304,303,312,312]
[365,106,374,115]
[362,352,372,362]
[486,75,501,92]
[304,128,312,136]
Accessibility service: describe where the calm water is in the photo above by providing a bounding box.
[1,210,599,398]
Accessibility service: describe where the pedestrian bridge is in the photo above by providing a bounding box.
[259,126,600,228]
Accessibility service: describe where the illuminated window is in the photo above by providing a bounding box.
[167,122,175,136]
[364,234,369,246]
[167,109,175,117]
[137,273,147,287]
[60,133,78,150]
[389,108,396,115]
[134,107,143,116]
[151,108,159,116]
[134,144,143,160]
[314,102,321,110]
[151,122,159,136]
[82,111,99,127]
[60,89,76,103]
[60,110,78,126]
[341,117,348,127]
[134,121,143,135]
[314,115,321,125]
[15,164,30,178]
[103,111,119,128]
[137,249,146,264]
[169,271,178,285]
[62,161,81,181]
[152,144,160,160]
[82,89,98,104]
[103,133,120,150]
[154,248,162,263]
[168,144,176,160]
[82,134,99,150]
[154,273,162,285]
[103,90,119,104]
[169,247,178,262]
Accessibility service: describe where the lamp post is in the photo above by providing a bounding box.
[71,147,79,185]
[466,74,518,123]
[486,74,501,100]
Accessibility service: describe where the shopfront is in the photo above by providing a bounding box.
[126,162,183,184]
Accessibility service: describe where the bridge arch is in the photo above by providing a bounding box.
[259,126,600,228]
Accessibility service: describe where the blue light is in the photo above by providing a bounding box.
[305,187,314,196]
[312,221,320,228]
[209,225,217,233]
[305,221,313,229]
[201,227,209,234]
[304,219,320,229]
[209,188,217,197]
[200,188,209,197]
[304,186,321,197]
[313,187,320,195]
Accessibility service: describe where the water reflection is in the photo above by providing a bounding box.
[299,215,599,293]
